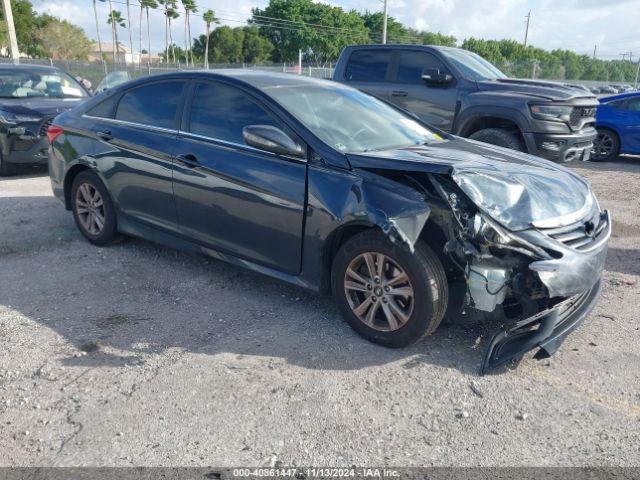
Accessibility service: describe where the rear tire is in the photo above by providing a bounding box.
[331,230,448,348]
[469,128,525,152]
[591,128,620,162]
[71,170,120,246]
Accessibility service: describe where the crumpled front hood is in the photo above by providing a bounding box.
[346,137,593,231]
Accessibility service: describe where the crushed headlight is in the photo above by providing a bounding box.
[529,104,573,122]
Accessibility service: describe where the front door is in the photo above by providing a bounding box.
[387,50,459,131]
[172,80,307,274]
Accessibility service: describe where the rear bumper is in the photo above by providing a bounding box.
[524,127,597,163]
[481,279,602,374]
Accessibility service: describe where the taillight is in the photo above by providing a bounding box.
[47,125,64,143]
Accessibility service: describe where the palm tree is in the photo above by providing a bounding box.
[140,0,157,70]
[106,0,116,64]
[125,0,134,65]
[165,2,179,65]
[107,10,126,65]
[202,9,218,69]
[181,0,197,67]
[92,0,105,72]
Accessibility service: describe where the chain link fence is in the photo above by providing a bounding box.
[1,57,636,93]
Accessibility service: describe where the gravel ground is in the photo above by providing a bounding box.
[0,158,638,467]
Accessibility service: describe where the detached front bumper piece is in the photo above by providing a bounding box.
[480,279,602,374]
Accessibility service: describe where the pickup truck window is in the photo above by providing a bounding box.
[439,48,506,81]
[396,51,448,84]
[344,50,391,82]
[266,83,443,153]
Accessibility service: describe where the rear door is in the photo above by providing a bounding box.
[171,80,307,274]
[617,97,640,153]
[387,49,458,131]
[88,80,187,233]
[341,49,393,101]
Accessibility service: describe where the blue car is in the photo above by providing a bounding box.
[592,92,640,161]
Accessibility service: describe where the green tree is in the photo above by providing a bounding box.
[251,0,369,64]
[361,12,407,43]
[241,26,273,63]
[181,0,197,66]
[107,9,126,64]
[202,9,218,68]
[140,0,157,67]
[419,31,457,47]
[35,18,92,60]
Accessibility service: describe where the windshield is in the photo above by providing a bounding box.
[439,49,507,81]
[265,83,444,153]
[0,70,88,99]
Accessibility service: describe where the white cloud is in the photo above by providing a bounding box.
[31,0,640,59]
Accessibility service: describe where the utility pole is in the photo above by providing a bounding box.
[1,0,20,62]
[382,0,388,44]
[523,10,531,48]
[593,45,597,60]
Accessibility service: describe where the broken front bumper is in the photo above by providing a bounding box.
[481,279,602,374]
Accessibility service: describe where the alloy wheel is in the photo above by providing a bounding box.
[343,252,414,332]
[75,183,105,235]
[592,131,614,160]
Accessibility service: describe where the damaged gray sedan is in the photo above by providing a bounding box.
[48,71,611,373]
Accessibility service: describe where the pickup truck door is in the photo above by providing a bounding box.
[339,49,393,102]
[171,80,307,274]
[386,50,458,131]
[617,97,640,153]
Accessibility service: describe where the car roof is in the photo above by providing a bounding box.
[118,69,348,92]
[0,63,65,74]
[343,43,457,52]
[599,91,640,103]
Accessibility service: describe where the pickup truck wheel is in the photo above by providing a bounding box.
[331,230,448,348]
[591,128,619,161]
[469,128,524,152]
[71,171,120,246]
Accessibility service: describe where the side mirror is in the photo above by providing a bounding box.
[421,68,453,86]
[242,125,305,158]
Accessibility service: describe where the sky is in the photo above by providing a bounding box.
[31,0,640,60]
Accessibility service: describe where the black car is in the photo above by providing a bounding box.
[0,64,90,175]
[48,71,611,373]
[333,45,598,163]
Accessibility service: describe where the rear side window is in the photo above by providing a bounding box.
[395,51,448,84]
[188,81,279,144]
[625,97,640,111]
[115,81,185,129]
[86,95,118,118]
[344,50,391,82]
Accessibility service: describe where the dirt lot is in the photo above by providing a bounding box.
[0,158,639,467]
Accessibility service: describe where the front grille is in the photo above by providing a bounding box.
[39,117,54,137]
[569,107,596,127]
[539,213,607,251]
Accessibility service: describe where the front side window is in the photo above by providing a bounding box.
[344,50,391,82]
[188,82,279,144]
[265,83,444,153]
[395,51,448,84]
[625,97,640,111]
[0,70,88,98]
[115,81,185,129]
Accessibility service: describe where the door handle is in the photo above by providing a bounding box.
[176,153,200,168]
[96,129,113,141]
[391,90,408,97]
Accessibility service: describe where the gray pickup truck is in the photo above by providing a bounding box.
[333,45,598,162]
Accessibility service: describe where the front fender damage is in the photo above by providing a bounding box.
[355,169,431,252]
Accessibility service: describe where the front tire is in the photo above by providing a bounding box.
[71,170,119,246]
[331,230,448,348]
[468,128,525,152]
[0,152,15,176]
[591,128,620,161]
